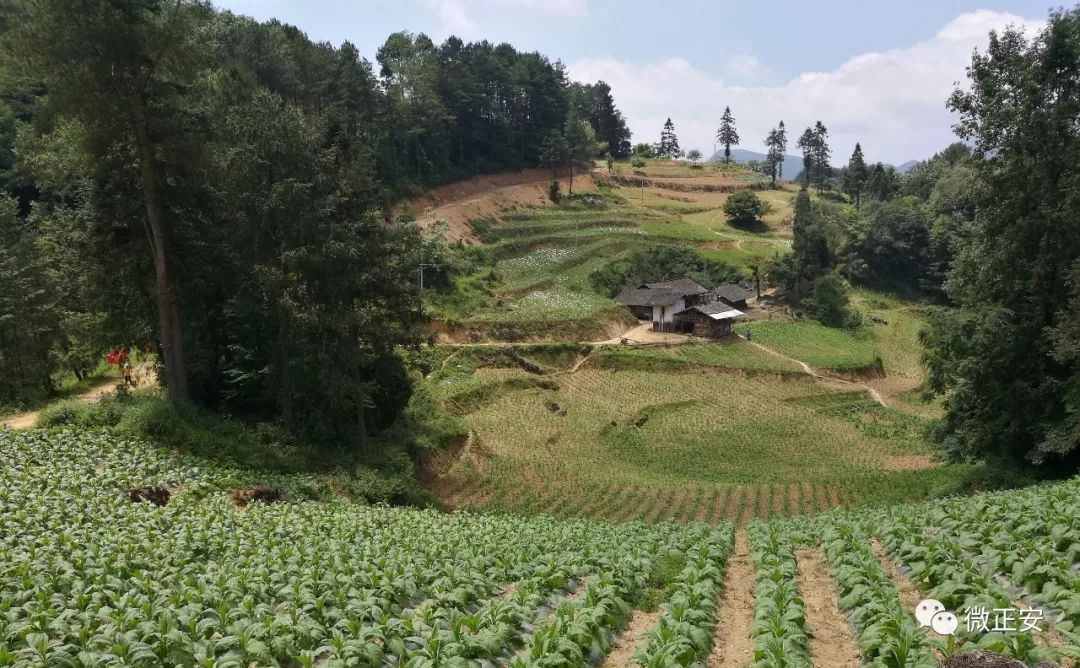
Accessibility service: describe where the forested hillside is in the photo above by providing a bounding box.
[0,1,629,453]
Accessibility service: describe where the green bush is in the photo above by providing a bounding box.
[631,157,646,168]
[804,272,862,328]
[722,189,770,225]
[547,179,561,203]
[589,245,741,297]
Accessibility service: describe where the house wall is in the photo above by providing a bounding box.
[685,313,734,338]
[651,299,685,331]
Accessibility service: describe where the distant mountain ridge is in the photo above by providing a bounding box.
[709,147,922,177]
[895,160,919,173]
[707,148,802,181]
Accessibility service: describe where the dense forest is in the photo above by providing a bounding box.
[775,8,1080,472]
[0,1,631,450]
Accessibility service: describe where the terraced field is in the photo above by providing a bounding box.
[428,340,973,524]
[427,164,797,342]
[3,428,1077,667]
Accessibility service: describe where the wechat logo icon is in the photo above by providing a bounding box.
[915,599,959,636]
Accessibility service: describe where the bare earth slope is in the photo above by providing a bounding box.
[407,168,596,244]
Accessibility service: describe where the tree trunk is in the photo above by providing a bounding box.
[356,402,368,450]
[132,92,189,404]
[568,162,574,194]
[277,318,293,428]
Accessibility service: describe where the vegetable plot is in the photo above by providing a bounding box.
[0,429,732,667]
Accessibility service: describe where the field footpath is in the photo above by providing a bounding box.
[1,379,117,430]
[746,338,887,406]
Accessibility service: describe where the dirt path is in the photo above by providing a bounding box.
[707,530,755,667]
[601,607,664,667]
[592,321,692,346]
[746,339,887,406]
[795,547,861,668]
[1,379,118,430]
[868,540,921,611]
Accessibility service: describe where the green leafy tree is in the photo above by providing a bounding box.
[723,189,769,226]
[803,272,860,328]
[569,80,632,158]
[716,106,739,163]
[844,143,868,207]
[590,246,740,297]
[539,130,569,181]
[866,163,899,202]
[0,195,57,408]
[562,112,605,193]
[7,0,203,403]
[923,8,1080,467]
[686,149,702,162]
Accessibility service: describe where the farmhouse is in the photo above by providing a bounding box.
[614,277,746,336]
[709,283,750,310]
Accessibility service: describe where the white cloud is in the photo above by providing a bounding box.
[423,0,586,38]
[724,54,769,81]
[491,0,586,17]
[429,0,476,35]
[567,11,1043,165]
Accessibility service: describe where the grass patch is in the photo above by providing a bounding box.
[589,342,802,374]
[736,320,881,373]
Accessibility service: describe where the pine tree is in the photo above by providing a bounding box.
[812,121,831,193]
[844,142,868,208]
[716,106,739,163]
[797,127,816,187]
[764,121,786,187]
[656,118,682,159]
[776,121,787,180]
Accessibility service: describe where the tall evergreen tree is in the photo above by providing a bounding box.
[764,121,786,186]
[775,121,787,180]
[797,127,816,187]
[716,106,739,163]
[811,121,832,193]
[844,143,868,207]
[655,117,682,159]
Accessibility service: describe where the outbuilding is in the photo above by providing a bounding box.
[673,303,744,338]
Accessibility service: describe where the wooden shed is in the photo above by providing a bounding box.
[673,303,744,338]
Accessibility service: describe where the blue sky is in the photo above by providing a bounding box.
[215,0,1048,163]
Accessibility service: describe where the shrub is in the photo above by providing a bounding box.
[548,179,561,203]
[803,272,862,328]
[631,157,647,168]
[723,189,770,225]
[589,246,741,297]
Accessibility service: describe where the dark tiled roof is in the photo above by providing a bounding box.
[615,287,685,307]
[713,283,750,303]
[640,277,709,295]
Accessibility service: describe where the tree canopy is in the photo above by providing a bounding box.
[922,8,1080,468]
[0,1,634,449]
